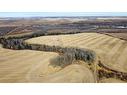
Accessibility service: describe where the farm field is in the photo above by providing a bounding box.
[104,33,127,41]
[26,33,127,82]
[0,46,58,82]
[1,17,127,83]
[1,32,127,82]
[0,44,96,83]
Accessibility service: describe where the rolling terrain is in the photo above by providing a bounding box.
[26,33,127,82]
[26,33,127,73]
[0,46,58,82]
[0,45,95,83]
[1,32,127,82]
[1,17,127,83]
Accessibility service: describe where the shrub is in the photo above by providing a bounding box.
[50,52,75,68]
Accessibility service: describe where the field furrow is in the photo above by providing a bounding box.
[1,32,127,83]
[26,33,127,74]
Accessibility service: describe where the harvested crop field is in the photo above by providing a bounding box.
[1,32,127,83]
[104,33,127,41]
[26,33,127,82]
[0,45,95,83]
[0,46,58,82]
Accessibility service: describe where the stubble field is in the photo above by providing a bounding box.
[26,33,127,73]
[1,32,127,83]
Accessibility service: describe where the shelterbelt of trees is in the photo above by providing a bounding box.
[1,31,127,82]
[0,31,95,68]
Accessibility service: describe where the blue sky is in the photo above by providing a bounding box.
[0,12,127,17]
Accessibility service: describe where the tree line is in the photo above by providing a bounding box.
[0,30,96,68]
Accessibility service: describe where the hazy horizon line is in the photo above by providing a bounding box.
[1,12,127,17]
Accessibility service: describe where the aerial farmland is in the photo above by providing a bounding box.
[0,17,127,83]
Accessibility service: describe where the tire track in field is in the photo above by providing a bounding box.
[0,53,56,82]
[64,35,95,47]
[117,46,127,69]
[93,37,114,50]
[0,51,31,66]
[93,37,118,53]
[102,38,119,51]
[27,64,95,83]
[111,41,127,64]
[0,50,29,60]
[26,55,57,82]
[0,51,43,70]
[105,40,124,63]
[87,36,113,50]
[67,35,96,47]
[79,35,106,47]
[28,33,89,46]
[84,36,108,47]
[65,34,95,46]
[62,33,92,43]
[0,54,52,81]
[75,34,103,46]
[100,40,127,72]
[0,53,42,78]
